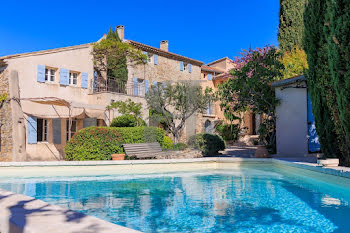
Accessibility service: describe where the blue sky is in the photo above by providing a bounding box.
[0,0,279,64]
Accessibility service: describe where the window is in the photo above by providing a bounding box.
[69,72,78,85]
[183,63,188,71]
[66,119,77,141]
[148,54,153,63]
[203,74,206,79]
[37,118,48,142]
[45,68,56,82]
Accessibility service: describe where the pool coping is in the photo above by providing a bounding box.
[1,158,350,233]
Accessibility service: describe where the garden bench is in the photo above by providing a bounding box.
[123,142,166,159]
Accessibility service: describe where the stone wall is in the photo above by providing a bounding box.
[0,70,13,161]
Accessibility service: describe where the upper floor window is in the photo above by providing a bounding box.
[45,68,56,82]
[183,63,188,71]
[69,72,78,86]
[203,73,206,79]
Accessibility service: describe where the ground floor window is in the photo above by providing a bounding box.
[66,119,77,141]
[37,118,48,142]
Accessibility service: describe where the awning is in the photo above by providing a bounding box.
[84,108,106,119]
[21,101,84,118]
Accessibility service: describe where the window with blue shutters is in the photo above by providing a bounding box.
[145,80,149,94]
[180,61,184,71]
[37,65,45,83]
[208,74,213,81]
[189,64,192,73]
[52,119,61,144]
[27,116,37,144]
[133,77,139,96]
[59,68,69,86]
[81,72,88,89]
[154,55,158,65]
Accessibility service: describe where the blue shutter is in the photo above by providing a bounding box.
[59,68,69,86]
[93,71,98,90]
[145,80,149,94]
[154,55,158,65]
[208,74,213,81]
[81,72,88,89]
[153,81,158,86]
[133,77,138,96]
[52,118,61,144]
[37,65,45,83]
[180,61,184,71]
[188,64,192,73]
[27,116,37,144]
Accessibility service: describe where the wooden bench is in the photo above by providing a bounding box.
[123,142,166,159]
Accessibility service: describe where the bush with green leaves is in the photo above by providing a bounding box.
[174,142,187,151]
[65,126,166,161]
[188,133,225,156]
[162,136,173,150]
[110,114,146,127]
[216,123,240,141]
[65,127,123,161]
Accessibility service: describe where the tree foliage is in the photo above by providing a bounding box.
[217,46,283,149]
[304,0,349,165]
[107,99,145,127]
[278,0,307,52]
[280,47,308,80]
[145,82,213,143]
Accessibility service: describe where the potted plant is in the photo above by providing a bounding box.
[111,153,125,160]
[254,144,269,158]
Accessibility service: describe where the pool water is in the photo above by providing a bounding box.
[1,163,350,233]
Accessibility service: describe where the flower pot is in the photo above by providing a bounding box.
[254,145,269,158]
[111,153,125,160]
[317,158,339,167]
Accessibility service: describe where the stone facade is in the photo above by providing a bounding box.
[0,70,13,161]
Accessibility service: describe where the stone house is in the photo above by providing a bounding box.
[0,25,203,161]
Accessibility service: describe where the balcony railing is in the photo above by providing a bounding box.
[91,77,147,97]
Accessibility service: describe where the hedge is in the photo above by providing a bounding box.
[188,133,225,156]
[65,126,166,161]
[110,114,146,127]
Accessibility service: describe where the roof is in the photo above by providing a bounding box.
[0,43,91,61]
[205,57,233,66]
[127,40,203,66]
[201,65,225,74]
[271,75,306,88]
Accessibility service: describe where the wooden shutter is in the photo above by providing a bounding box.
[59,68,69,86]
[188,64,192,73]
[27,116,37,144]
[133,77,138,96]
[52,118,61,144]
[81,72,88,89]
[180,61,184,71]
[37,65,45,83]
[145,80,149,94]
[154,55,158,65]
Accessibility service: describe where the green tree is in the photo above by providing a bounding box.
[280,47,308,80]
[107,99,144,126]
[146,82,213,144]
[278,0,307,52]
[217,46,283,149]
[303,0,348,164]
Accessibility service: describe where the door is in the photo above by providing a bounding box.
[307,94,321,153]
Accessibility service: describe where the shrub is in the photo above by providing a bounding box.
[110,114,146,127]
[65,126,166,161]
[65,127,123,161]
[162,136,173,150]
[216,123,240,141]
[188,133,225,156]
[174,142,187,151]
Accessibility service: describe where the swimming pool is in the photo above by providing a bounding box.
[0,162,349,233]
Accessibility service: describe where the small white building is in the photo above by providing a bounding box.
[272,75,320,157]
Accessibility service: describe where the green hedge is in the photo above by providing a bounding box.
[216,123,240,141]
[65,126,166,161]
[188,133,225,156]
[110,114,146,127]
[162,136,173,150]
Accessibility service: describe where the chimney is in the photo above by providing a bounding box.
[116,25,125,40]
[160,40,169,51]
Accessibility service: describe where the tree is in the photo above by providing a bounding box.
[304,0,349,165]
[278,0,307,52]
[280,47,308,80]
[324,0,350,165]
[217,46,283,150]
[146,82,213,144]
[107,99,144,126]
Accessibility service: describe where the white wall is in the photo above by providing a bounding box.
[275,84,308,157]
